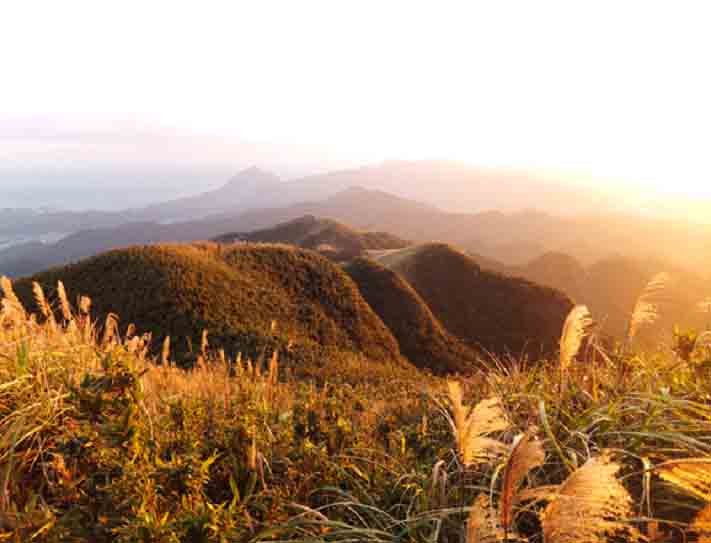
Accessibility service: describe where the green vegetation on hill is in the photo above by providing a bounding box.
[376,243,574,357]
[345,257,482,374]
[214,215,409,261]
[14,242,403,365]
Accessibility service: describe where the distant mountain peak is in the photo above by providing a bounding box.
[223,167,281,189]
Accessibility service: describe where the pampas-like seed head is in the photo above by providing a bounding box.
[1,276,25,319]
[31,282,54,322]
[56,281,73,322]
[559,305,593,372]
[541,454,640,543]
[628,272,669,340]
[445,382,509,466]
[500,427,545,532]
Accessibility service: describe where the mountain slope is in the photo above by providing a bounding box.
[521,252,588,302]
[137,167,283,221]
[374,243,574,357]
[14,243,402,365]
[215,215,409,261]
[345,258,481,374]
[470,251,711,342]
[0,188,430,277]
[6,181,711,279]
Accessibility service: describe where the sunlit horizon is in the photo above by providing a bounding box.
[2,1,711,215]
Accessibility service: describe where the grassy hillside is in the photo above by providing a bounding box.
[345,257,482,374]
[3,279,711,541]
[376,243,574,357]
[215,215,408,261]
[14,243,402,366]
[522,251,588,301]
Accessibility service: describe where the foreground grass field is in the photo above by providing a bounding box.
[2,278,711,541]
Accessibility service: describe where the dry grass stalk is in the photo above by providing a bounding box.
[499,427,545,533]
[429,460,447,509]
[445,382,509,466]
[541,454,639,543]
[0,276,21,307]
[201,329,209,356]
[31,282,53,322]
[628,272,669,340]
[247,434,258,471]
[56,281,73,322]
[658,459,711,502]
[0,276,25,320]
[559,305,593,372]
[466,495,503,543]
[268,351,279,387]
[102,313,119,345]
[161,336,171,365]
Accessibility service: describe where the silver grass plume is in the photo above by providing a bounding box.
[559,305,593,372]
[541,454,640,543]
[627,272,669,341]
[499,428,545,534]
[444,382,509,466]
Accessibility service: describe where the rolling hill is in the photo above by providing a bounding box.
[6,178,711,278]
[345,258,481,374]
[468,251,711,342]
[13,243,403,366]
[136,167,283,221]
[373,243,574,358]
[0,188,428,278]
[214,215,409,261]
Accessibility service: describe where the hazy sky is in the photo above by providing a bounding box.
[2,1,711,202]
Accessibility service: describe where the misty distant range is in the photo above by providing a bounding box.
[2,160,711,273]
[3,159,711,345]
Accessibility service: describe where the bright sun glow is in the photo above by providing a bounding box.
[1,1,710,201]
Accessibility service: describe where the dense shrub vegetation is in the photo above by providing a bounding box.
[346,257,480,374]
[3,277,711,541]
[376,243,574,358]
[215,215,409,262]
[13,243,403,367]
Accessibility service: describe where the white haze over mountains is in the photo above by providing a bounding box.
[0,117,366,210]
[2,1,711,217]
[1,117,709,223]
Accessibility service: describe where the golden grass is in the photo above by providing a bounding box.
[4,275,711,541]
